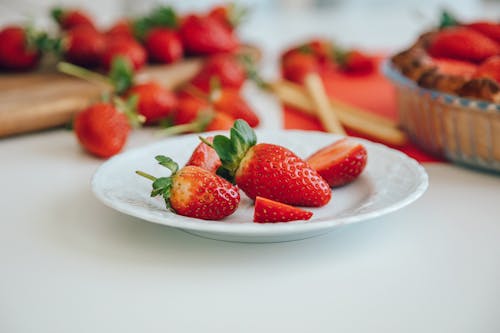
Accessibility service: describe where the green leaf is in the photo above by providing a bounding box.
[109,57,134,95]
[51,7,63,24]
[155,155,179,174]
[151,177,172,196]
[212,136,236,163]
[439,10,458,29]
[233,119,256,147]
[132,6,178,40]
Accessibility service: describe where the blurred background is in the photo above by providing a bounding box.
[0,0,498,75]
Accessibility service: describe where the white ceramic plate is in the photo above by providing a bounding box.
[92,130,428,243]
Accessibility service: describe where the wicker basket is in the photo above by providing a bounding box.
[383,61,500,173]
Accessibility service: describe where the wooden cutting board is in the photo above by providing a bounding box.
[0,59,203,138]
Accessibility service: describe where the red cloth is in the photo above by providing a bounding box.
[282,57,442,163]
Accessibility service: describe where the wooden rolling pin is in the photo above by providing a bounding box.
[270,80,407,146]
[0,59,203,137]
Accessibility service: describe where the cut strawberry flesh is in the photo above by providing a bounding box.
[253,196,313,223]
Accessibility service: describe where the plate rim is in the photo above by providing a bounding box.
[91,130,429,236]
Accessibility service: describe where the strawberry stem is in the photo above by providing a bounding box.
[160,110,213,136]
[57,62,112,89]
[135,170,157,181]
[183,84,209,101]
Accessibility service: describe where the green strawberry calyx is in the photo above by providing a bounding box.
[135,155,179,209]
[202,119,257,182]
[133,6,178,40]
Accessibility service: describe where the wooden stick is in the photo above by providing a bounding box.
[304,73,346,135]
[270,80,408,146]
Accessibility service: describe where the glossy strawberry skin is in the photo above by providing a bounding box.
[253,196,313,223]
[281,51,319,84]
[106,19,134,40]
[57,9,95,31]
[466,21,500,44]
[307,138,367,187]
[65,25,105,67]
[428,27,500,63]
[101,37,147,71]
[340,50,375,75]
[0,26,39,71]
[145,28,183,64]
[190,54,246,91]
[74,102,131,158]
[179,14,239,55]
[235,143,331,207]
[205,112,234,131]
[127,82,178,124]
[170,166,240,220]
[213,88,259,127]
[474,55,500,84]
[208,6,234,31]
[186,137,221,173]
[173,94,210,125]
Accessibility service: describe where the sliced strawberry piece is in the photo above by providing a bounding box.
[253,196,313,223]
[428,27,500,63]
[474,55,500,84]
[307,138,367,187]
[186,136,221,173]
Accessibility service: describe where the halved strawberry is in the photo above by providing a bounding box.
[253,196,313,223]
[307,138,367,187]
[185,136,221,173]
[209,120,331,207]
[136,156,240,220]
[428,27,500,63]
[474,55,500,83]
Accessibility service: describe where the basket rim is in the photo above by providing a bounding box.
[381,59,500,113]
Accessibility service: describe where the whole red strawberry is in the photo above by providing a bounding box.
[281,50,319,84]
[173,93,211,125]
[64,25,105,67]
[466,21,500,44]
[210,120,331,207]
[179,14,239,55]
[106,19,134,40]
[474,55,500,83]
[144,28,183,64]
[186,136,221,173]
[0,26,40,71]
[52,7,95,31]
[136,156,240,220]
[73,102,131,158]
[126,82,177,124]
[208,4,247,31]
[190,53,246,91]
[101,37,147,71]
[212,88,259,127]
[337,49,375,75]
[307,138,367,187]
[428,27,500,63]
[254,196,313,223]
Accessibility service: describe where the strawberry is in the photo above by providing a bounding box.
[466,21,500,44]
[173,93,211,125]
[0,26,40,70]
[64,25,105,67]
[433,57,478,77]
[190,53,246,91]
[428,27,500,63]
[144,28,183,64]
[126,82,178,124]
[179,14,239,55]
[73,102,131,158]
[474,55,500,83]
[211,87,259,127]
[208,4,248,31]
[336,49,375,74]
[306,138,367,187]
[106,19,134,40]
[101,37,147,71]
[253,196,313,223]
[209,120,331,207]
[186,136,221,173]
[51,7,95,31]
[281,50,319,84]
[136,156,240,220]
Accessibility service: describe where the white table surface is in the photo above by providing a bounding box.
[1,129,500,332]
[2,1,500,331]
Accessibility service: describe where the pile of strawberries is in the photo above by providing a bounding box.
[0,5,262,158]
[0,4,245,71]
[137,120,368,223]
[280,39,376,84]
[425,15,500,84]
